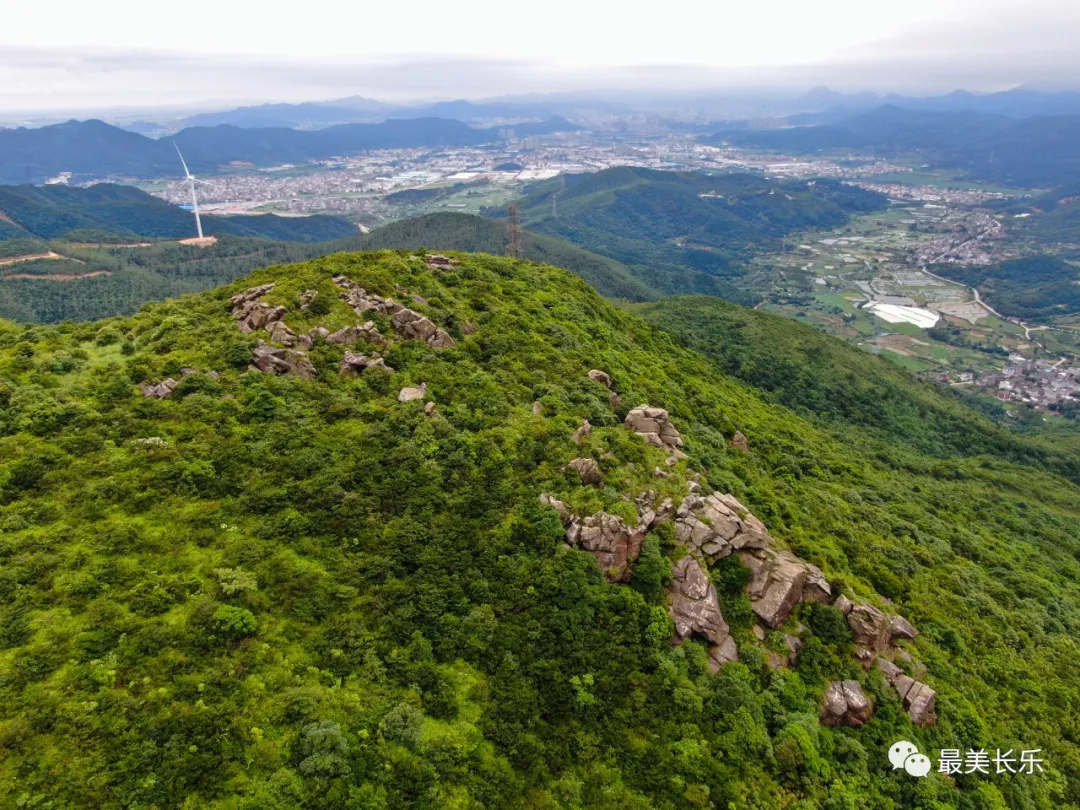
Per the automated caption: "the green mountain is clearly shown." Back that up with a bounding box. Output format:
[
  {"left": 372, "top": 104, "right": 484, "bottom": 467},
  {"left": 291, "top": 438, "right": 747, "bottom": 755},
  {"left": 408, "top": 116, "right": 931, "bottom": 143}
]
[
  {"left": 510, "top": 167, "right": 886, "bottom": 302},
  {"left": 353, "top": 212, "right": 659, "bottom": 301},
  {"left": 2, "top": 250, "right": 1079, "bottom": 809},
  {"left": 0, "top": 184, "right": 358, "bottom": 243},
  {"left": 639, "top": 295, "right": 1048, "bottom": 462},
  {"left": 0, "top": 211, "right": 657, "bottom": 324},
  {"left": 932, "top": 255, "right": 1080, "bottom": 322}
]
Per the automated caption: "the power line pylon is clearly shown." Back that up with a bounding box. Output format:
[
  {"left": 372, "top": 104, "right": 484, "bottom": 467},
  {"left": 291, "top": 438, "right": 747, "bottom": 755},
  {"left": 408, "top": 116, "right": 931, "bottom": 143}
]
[{"left": 507, "top": 203, "right": 524, "bottom": 259}]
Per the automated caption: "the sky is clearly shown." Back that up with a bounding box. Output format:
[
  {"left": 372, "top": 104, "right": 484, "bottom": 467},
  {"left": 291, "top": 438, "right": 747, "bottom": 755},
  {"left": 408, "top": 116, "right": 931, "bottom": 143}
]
[{"left": 2, "top": 0, "right": 1079, "bottom": 114}]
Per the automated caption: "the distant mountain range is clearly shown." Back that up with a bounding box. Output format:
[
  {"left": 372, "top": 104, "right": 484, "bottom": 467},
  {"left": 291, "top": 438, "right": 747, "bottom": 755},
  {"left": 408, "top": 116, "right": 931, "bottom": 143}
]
[
  {"left": 0, "top": 116, "right": 580, "bottom": 184},
  {"left": 713, "top": 105, "right": 1080, "bottom": 187},
  {"left": 178, "top": 97, "right": 589, "bottom": 130},
  {"left": 787, "top": 86, "right": 1080, "bottom": 121}
]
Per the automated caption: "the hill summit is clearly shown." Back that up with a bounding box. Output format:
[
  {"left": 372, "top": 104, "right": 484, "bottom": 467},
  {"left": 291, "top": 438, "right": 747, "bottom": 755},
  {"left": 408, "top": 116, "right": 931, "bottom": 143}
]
[{"left": 1, "top": 250, "right": 1079, "bottom": 808}]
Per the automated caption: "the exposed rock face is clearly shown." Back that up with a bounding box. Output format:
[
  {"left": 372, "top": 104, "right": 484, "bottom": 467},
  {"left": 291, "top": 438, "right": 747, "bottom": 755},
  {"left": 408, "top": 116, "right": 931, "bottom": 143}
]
[
  {"left": 299, "top": 289, "right": 318, "bottom": 309},
  {"left": 391, "top": 308, "right": 456, "bottom": 348},
  {"left": 564, "top": 512, "right": 646, "bottom": 583},
  {"left": 675, "top": 492, "right": 771, "bottom": 561},
  {"left": 425, "top": 254, "right": 458, "bottom": 269},
  {"left": 889, "top": 615, "right": 919, "bottom": 641},
  {"left": 531, "top": 401, "right": 544, "bottom": 416},
  {"left": 266, "top": 320, "right": 299, "bottom": 347},
  {"left": 539, "top": 493, "right": 570, "bottom": 523},
  {"left": 139, "top": 378, "right": 179, "bottom": 398},
  {"left": 847, "top": 604, "right": 919, "bottom": 652},
  {"left": 334, "top": 276, "right": 454, "bottom": 348},
  {"left": 230, "top": 283, "right": 286, "bottom": 334},
  {"left": 424, "top": 401, "right": 438, "bottom": 416},
  {"left": 625, "top": 405, "right": 684, "bottom": 452},
  {"left": 568, "top": 457, "right": 604, "bottom": 486},
  {"left": 821, "top": 680, "right": 874, "bottom": 728},
  {"left": 588, "top": 369, "right": 613, "bottom": 388},
  {"left": 326, "top": 322, "right": 387, "bottom": 347},
  {"left": 340, "top": 353, "right": 391, "bottom": 374},
  {"left": 571, "top": 420, "right": 592, "bottom": 444},
  {"left": 731, "top": 431, "right": 750, "bottom": 453},
  {"left": 847, "top": 604, "right": 892, "bottom": 652},
  {"left": 669, "top": 556, "right": 739, "bottom": 671},
  {"left": 637, "top": 496, "right": 674, "bottom": 532},
  {"left": 250, "top": 341, "right": 316, "bottom": 379},
  {"left": 803, "top": 566, "right": 833, "bottom": 604},
  {"left": 398, "top": 383, "right": 427, "bottom": 402},
  {"left": 740, "top": 549, "right": 811, "bottom": 629},
  {"left": 834, "top": 594, "right": 854, "bottom": 615},
  {"left": 902, "top": 681, "right": 937, "bottom": 726}
]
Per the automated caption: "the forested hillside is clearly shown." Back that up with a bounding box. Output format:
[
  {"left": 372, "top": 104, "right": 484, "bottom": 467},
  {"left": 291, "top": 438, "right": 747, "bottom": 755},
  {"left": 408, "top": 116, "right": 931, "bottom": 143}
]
[
  {"left": 932, "top": 255, "right": 1080, "bottom": 321},
  {"left": 0, "top": 184, "right": 357, "bottom": 243},
  {"left": 511, "top": 167, "right": 885, "bottom": 301},
  {"left": 1, "top": 250, "right": 1079, "bottom": 809},
  {"left": 0, "top": 211, "right": 658, "bottom": 323}
]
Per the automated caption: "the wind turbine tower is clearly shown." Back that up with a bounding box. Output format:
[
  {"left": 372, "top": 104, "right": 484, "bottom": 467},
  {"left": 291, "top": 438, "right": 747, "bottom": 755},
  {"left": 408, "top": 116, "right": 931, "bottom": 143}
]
[{"left": 174, "top": 143, "right": 204, "bottom": 240}]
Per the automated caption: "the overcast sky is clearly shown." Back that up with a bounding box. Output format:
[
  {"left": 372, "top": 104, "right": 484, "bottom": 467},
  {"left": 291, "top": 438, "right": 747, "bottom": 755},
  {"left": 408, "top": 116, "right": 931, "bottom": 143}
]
[{"left": 2, "top": 0, "right": 1079, "bottom": 114}]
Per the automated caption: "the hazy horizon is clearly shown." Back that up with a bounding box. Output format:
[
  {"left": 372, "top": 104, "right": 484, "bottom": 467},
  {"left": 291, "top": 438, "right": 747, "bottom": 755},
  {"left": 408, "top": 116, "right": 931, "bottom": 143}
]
[{"left": 3, "top": 0, "right": 1079, "bottom": 116}]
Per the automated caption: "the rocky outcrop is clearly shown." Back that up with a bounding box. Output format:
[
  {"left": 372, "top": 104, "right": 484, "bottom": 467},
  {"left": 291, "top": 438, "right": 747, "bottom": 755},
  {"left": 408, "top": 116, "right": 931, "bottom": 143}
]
[
  {"left": 571, "top": 420, "right": 592, "bottom": 444},
  {"left": 326, "top": 322, "right": 387, "bottom": 347},
  {"left": 341, "top": 352, "right": 391, "bottom": 374},
  {"left": 847, "top": 603, "right": 918, "bottom": 653},
  {"left": 821, "top": 680, "right": 874, "bottom": 728},
  {"left": 568, "top": 458, "right": 603, "bottom": 486},
  {"left": 230, "top": 284, "right": 284, "bottom": 334},
  {"left": 739, "top": 549, "right": 813, "bottom": 629},
  {"left": 588, "top": 369, "right": 613, "bottom": 388},
  {"left": 625, "top": 405, "right": 684, "bottom": 453},
  {"left": 425, "top": 254, "right": 458, "bottom": 269},
  {"left": 299, "top": 289, "right": 318, "bottom": 309},
  {"left": 266, "top": 320, "right": 299, "bottom": 347},
  {"left": 731, "top": 431, "right": 750, "bottom": 453},
  {"left": 398, "top": 383, "right": 427, "bottom": 403},
  {"left": 391, "top": 307, "right": 456, "bottom": 348},
  {"left": 139, "top": 378, "right": 179, "bottom": 398},
  {"left": 536, "top": 498, "right": 650, "bottom": 583},
  {"left": 674, "top": 492, "right": 770, "bottom": 561},
  {"left": 875, "top": 657, "right": 936, "bottom": 726},
  {"left": 334, "top": 276, "right": 454, "bottom": 348},
  {"left": 669, "top": 556, "right": 738, "bottom": 672},
  {"left": 250, "top": 341, "right": 316, "bottom": 379},
  {"left": 833, "top": 594, "right": 854, "bottom": 615}
]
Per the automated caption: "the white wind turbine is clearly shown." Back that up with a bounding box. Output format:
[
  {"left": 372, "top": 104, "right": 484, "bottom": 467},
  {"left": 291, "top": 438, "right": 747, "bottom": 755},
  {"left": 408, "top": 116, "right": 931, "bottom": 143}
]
[{"left": 174, "top": 143, "right": 204, "bottom": 239}]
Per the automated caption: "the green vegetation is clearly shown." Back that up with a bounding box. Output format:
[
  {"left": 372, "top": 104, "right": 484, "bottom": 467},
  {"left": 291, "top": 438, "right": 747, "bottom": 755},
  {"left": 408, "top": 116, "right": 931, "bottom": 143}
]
[
  {"left": 510, "top": 167, "right": 886, "bottom": 303},
  {"left": 2, "top": 250, "right": 1080, "bottom": 809},
  {"left": 0, "top": 184, "right": 358, "bottom": 243},
  {"left": 354, "top": 212, "right": 659, "bottom": 301},
  {"left": 934, "top": 255, "right": 1080, "bottom": 321},
  {"left": 0, "top": 212, "right": 658, "bottom": 324}
]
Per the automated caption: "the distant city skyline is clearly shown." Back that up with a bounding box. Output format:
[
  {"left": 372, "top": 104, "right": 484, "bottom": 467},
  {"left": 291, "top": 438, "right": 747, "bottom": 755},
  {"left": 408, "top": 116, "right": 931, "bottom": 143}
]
[{"left": 3, "top": 0, "right": 1079, "bottom": 114}]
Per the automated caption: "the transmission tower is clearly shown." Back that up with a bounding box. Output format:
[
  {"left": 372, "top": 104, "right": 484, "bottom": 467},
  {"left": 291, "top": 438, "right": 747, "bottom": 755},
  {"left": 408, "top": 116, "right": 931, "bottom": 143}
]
[{"left": 507, "top": 203, "right": 524, "bottom": 259}]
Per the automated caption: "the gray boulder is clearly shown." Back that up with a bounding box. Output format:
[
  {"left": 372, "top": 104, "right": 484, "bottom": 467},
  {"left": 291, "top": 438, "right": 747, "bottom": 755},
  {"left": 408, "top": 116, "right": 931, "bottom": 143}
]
[
  {"left": 588, "top": 369, "right": 613, "bottom": 388},
  {"left": 847, "top": 604, "right": 892, "bottom": 652},
  {"left": 675, "top": 492, "right": 770, "bottom": 561},
  {"left": 398, "top": 384, "right": 427, "bottom": 403},
  {"left": 625, "top": 405, "right": 684, "bottom": 452},
  {"left": 568, "top": 458, "right": 604, "bottom": 486},
  {"left": 565, "top": 512, "right": 646, "bottom": 583},
  {"left": 250, "top": 341, "right": 315, "bottom": 379},
  {"left": 740, "top": 549, "right": 810, "bottom": 629},
  {"left": 669, "top": 556, "right": 738, "bottom": 672},
  {"left": 821, "top": 680, "right": 874, "bottom": 728}
]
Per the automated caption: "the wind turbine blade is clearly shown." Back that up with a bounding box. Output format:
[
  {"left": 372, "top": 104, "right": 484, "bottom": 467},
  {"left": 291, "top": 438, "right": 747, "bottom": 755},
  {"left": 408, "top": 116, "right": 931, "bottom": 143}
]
[{"left": 173, "top": 142, "right": 193, "bottom": 179}]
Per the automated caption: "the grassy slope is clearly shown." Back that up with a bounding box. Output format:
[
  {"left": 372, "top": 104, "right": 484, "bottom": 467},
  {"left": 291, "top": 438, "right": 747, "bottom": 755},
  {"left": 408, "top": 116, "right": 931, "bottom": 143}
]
[{"left": 0, "top": 251, "right": 1078, "bottom": 809}]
